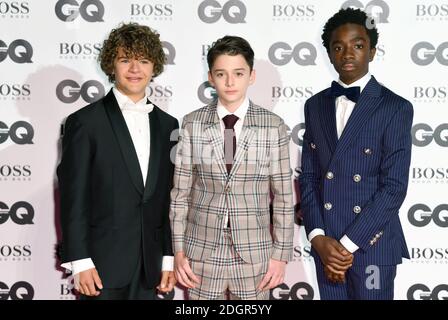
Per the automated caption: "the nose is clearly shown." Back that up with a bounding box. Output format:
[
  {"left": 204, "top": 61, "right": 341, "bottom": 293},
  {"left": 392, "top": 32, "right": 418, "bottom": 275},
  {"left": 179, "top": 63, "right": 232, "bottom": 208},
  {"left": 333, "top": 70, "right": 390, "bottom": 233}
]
[
  {"left": 129, "top": 60, "right": 140, "bottom": 72},
  {"left": 342, "top": 46, "right": 354, "bottom": 60},
  {"left": 225, "top": 74, "right": 234, "bottom": 87}
]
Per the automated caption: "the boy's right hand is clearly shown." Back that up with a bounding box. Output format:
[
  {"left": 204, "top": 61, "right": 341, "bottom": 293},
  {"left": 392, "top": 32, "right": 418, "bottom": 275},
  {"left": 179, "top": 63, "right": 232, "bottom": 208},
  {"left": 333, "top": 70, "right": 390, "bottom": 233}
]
[
  {"left": 174, "top": 251, "right": 200, "bottom": 289},
  {"left": 74, "top": 268, "right": 103, "bottom": 296},
  {"left": 311, "top": 235, "right": 353, "bottom": 271}
]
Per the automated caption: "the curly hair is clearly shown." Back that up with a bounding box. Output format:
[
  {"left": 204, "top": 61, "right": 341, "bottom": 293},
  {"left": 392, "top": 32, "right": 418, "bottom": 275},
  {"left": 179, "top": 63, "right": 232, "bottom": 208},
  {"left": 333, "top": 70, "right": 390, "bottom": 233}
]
[
  {"left": 99, "top": 22, "right": 166, "bottom": 82},
  {"left": 322, "top": 8, "right": 379, "bottom": 53}
]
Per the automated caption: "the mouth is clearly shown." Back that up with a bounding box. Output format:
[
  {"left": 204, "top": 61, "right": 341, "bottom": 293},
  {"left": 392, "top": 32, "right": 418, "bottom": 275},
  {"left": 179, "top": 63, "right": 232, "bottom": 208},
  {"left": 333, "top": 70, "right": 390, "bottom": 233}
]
[
  {"left": 225, "top": 90, "right": 238, "bottom": 95},
  {"left": 341, "top": 63, "right": 356, "bottom": 71},
  {"left": 126, "top": 77, "right": 143, "bottom": 82}
]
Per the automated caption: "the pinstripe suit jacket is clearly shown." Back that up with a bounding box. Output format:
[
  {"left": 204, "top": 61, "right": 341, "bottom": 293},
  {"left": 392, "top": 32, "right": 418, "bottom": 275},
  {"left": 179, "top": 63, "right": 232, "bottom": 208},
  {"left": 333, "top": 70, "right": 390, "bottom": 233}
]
[
  {"left": 299, "top": 76, "right": 413, "bottom": 266},
  {"left": 170, "top": 100, "right": 294, "bottom": 264}
]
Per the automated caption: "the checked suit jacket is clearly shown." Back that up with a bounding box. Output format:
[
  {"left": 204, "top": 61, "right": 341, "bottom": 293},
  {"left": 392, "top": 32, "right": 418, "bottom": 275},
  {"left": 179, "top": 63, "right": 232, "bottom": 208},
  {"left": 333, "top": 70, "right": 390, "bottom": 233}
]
[{"left": 170, "top": 100, "right": 294, "bottom": 264}]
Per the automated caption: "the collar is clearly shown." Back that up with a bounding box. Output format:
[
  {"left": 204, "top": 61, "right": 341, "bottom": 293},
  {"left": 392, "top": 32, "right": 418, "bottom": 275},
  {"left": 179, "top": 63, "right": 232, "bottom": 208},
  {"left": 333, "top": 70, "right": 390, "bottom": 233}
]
[
  {"left": 338, "top": 72, "right": 372, "bottom": 93},
  {"left": 112, "top": 87, "right": 153, "bottom": 113},
  {"left": 216, "top": 97, "right": 250, "bottom": 121}
]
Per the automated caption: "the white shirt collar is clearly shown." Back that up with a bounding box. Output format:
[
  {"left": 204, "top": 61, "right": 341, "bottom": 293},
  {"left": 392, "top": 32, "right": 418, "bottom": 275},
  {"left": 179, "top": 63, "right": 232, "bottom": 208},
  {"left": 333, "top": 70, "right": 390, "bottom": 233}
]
[
  {"left": 112, "top": 87, "right": 152, "bottom": 112},
  {"left": 338, "top": 72, "right": 372, "bottom": 93},
  {"left": 216, "top": 97, "right": 250, "bottom": 121}
]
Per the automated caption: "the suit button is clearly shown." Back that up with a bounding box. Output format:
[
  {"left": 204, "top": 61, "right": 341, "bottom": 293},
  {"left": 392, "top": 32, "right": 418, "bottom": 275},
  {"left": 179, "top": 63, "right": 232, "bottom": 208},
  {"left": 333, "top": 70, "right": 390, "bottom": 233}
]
[
  {"left": 310, "top": 142, "right": 316, "bottom": 150},
  {"left": 326, "top": 171, "right": 334, "bottom": 180},
  {"left": 353, "top": 206, "right": 361, "bottom": 214},
  {"left": 225, "top": 186, "right": 231, "bottom": 193},
  {"left": 353, "top": 174, "right": 361, "bottom": 183},
  {"left": 324, "top": 202, "right": 332, "bottom": 210},
  {"left": 364, "top": 148, "right": 372, "bottom": 155}
]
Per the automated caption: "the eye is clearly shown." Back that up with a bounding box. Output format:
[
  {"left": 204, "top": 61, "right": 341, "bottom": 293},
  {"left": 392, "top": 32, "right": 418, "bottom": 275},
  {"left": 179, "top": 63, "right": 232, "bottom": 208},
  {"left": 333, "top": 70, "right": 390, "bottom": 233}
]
[
  {"left": 355, "top": 44, "right": 364, "bottom": 49},
  {"left": 333, "top": 46, "right": 342, "bottom": 52},
  {"left": 140, "top": 59, "right": 150, "bottom": 64},
  {"left": 120, "top": 58, "right": 129, "bottom": 63},
  {"left": 236, "top": 72, "right": 244, "bottom": 77},
  {"left": 215, "top": 72, "right": 223, "bottom": 77}
]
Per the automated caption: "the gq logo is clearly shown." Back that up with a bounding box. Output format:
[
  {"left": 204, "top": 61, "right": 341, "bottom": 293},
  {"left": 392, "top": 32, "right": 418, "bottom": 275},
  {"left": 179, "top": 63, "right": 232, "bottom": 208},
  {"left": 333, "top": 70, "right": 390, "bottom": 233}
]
[
  {"left": 408, "top": 204, "right": 448, "bottom": 228},
  {"left": 341, "top": 0, "right": 389, "bottom": 23},
  {"left": 0, "top": 201, "right": 34, "bottom": 225},
  {"left": 270, "top": 282, "right": 314, "bottom": 300},
  {"left": 0, "top": 39, "right": 33, "bottom": 63},
  {"left": 0, "top": 121, "right": 34, "bottom": 145},
  {"left": 268, "top": 42, "right": 317, "bottom": 66},
  {"left": 55, "top": 0, "right": 104, "bottom": 22},
  {"left": 197, "top": 81, "right": 217, "bottom": 104},
  {"left": 290, "top": 123, "right": 306, "bottom": 147},
  {"left": 56, "top": 80, "right": 105, "bottom": 104},
  {"left": 0, "top": 282, "right": 34, "bottom": 300},
  {"left": 411, "top": 42, "right": 448, "bottom": 66},
  {"left": 198, "top": 0, "right": 246, "bottom": 24},
  {"left": 412, "top": 123, "right": 448, "bottom": 147},
  {"left": 407, "top": 284, "right": 448, "bottom": 300},
  {"left": 162, "top": 41, "right": 176, "bottom": 65}
]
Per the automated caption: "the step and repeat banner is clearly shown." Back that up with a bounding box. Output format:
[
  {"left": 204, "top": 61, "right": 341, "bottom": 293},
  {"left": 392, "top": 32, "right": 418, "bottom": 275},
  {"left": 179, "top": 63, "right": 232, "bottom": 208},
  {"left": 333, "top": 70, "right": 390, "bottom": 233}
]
[{"left": 1, "top": 0, "right": 447, "bottom": 300}]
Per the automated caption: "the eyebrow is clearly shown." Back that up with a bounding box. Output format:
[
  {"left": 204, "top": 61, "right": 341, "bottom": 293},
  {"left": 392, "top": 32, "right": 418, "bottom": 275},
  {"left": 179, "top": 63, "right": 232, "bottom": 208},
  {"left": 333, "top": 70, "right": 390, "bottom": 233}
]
[
  {"left": 213, "top": 68, "right": 247, "bottom": 72},
  {"left": 331, "top": 37, "right": 367, "bottom": 45}
]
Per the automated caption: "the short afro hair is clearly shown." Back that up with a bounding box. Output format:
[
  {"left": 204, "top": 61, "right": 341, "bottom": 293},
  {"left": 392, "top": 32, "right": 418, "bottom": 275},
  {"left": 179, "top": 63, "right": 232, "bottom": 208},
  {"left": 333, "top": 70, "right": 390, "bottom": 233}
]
[{"left": 321, "top": 8, "right": 379, "bottom": 53}]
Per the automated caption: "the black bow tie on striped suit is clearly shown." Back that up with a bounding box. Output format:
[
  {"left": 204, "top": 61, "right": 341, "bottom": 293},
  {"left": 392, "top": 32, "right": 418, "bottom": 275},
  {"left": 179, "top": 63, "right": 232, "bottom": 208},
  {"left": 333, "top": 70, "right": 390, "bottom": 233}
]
[{"left": 329, "top": 81, "right": 361, "bottom": 103}]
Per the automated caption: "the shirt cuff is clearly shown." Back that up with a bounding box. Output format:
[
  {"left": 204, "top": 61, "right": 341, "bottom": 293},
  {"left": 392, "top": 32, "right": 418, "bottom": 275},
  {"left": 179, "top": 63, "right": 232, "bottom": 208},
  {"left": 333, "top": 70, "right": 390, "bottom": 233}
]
[
  {"left": 340, "top": 235, "right": 359, "bottom": 254},
  {"left": 308, "top": 228, "right": 325, "bottom": 243},
  {"left": 61, "top": 258, "right": 95, "bottom": 275},
  {"left": 162, "top": 256, "right": 174, "bottom": 271}
]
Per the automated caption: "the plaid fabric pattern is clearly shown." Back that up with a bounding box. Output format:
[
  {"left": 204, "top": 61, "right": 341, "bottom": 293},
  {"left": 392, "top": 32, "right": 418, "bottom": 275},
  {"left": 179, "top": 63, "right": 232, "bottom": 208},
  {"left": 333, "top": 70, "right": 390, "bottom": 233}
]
[
  {"left": 188, "top": 228, "right": 269, "bottom": 300},
  {"left": 170, "top": 100, "right": 294, "bottom": 265}
]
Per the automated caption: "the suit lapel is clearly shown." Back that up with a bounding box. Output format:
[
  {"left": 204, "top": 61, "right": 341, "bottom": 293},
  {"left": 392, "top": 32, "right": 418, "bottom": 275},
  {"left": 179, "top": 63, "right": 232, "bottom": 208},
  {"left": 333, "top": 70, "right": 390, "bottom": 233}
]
[
  {"left": 204, "top": 102, "right": 228, "bottom": 177},
  {"left": 229, "top": 102, "right": 257, "bottom": 177},
  {"left": 332, "top": 76, "right": 383, "bottom": 163},
  {"left": 143, "top": 106, "right": 161, "bottom": 201},
  {"left": 103, "top": 90, "right": 144, "bottom": 195},
  {"left": 319, "top": 93, "right": 338, "bottom": 155}
]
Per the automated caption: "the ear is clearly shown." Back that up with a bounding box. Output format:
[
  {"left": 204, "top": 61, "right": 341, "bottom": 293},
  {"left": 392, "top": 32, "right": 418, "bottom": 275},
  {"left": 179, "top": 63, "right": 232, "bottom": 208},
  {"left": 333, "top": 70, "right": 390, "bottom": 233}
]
[
  {"left": 369, "top": 47, "right": 377, "bottom": 62},
  {"left": 249, "top": 69, "right": 256, "bottom": 85},
  {"left": 207, "top": 71, "right": 215, "bottom": 87}
]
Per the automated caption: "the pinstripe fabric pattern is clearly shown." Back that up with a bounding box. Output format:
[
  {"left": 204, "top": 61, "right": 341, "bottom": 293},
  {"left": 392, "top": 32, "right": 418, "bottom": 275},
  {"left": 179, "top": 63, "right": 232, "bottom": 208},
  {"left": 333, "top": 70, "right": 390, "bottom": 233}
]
[
  {"left": 188, "top": 229, "right": 269, "bottom": 300},
  {"left": 300, "top": 76, "right": 413, "bottom": 268},
  {"left": 170, "top": 100, "right": 294, "bottom": 266}
]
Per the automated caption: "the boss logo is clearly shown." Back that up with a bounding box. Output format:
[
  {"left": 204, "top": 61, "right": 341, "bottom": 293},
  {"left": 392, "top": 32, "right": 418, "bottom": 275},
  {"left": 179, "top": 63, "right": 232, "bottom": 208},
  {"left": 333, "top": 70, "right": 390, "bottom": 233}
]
[
  {"left": 0, "top": 1, "right": 29, "bottom": 15},
  {"left": 130, "top": 3, "right": 173, "bottom": 17},
  {"left": 0, "top": 39, "right": 33, "bottom": 63},
  {"left": 0, "top": 83, "right": 30, "bottom": 98},
  {"left": 270, "top": 282, "right": 314, "bottom": 300},
  {"left": 414, "top": 86, "right": 447, "bottom": 100},
  {"left": 0, "top": 165, "right": 31, "bottom": 178},
  {"left": 0, "top": 281, "right": 34, "bottom": 300},
  {"left": 268, "top": 42, "right": 317, "bottom": 66},
  {"left": 147, "top": 85, "right": 173, "bottom": 99},
  {"left": 55, "top": 0, "right": 104, "bottom": 22},
  {"left": 411, "top": 247, "right": 448, "bottom": 260},
  {"left": 408, "top": 204, "right": 448, "bottom": 228},
  {"left": 0, "top": 121, "right": 34, "bottom": 145},
  {"left": 0, "top": 201, "right": 34, "bottom": 225},
  {"left": 416, "top": 4, "right": 448, "bottom": 17},
  {"left": 412, "top": 123, "right": 448, "bottom": 147},
  {"left": 407, "top": 284, "right": 448, "bottom": 300},
  {"left": 56, "top": 79, "right": 104, "bottom": 104},
  {"left": 198, "top": 0, "right": 246, "bottom": 24},
  {"left": 272, "top": 86, "right": 313, "bottom": 100},
  {"left": 293, "top": 245, "right": 312, "bottom": 258},
  {"left": 59, "top": 42, "right": 101, "bottom": 56},
  {"left": 411, "top": 42, "right": 448, "bottom": 66},
  {"left": 272, "top": 4, "right": 315, "bottom": 18},
  {"left": 412, "top": 167, "right": 448, "bottom": 180},
  {"left": 0, "top": 244, "right": 31, "bottom": 258}
]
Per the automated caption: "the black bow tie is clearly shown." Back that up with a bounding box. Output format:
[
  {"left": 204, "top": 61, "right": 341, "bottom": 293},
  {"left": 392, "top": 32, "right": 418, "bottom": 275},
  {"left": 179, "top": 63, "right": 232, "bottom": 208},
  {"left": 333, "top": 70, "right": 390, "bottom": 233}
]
[{"left": 329, "top": 81, "right": 361, "bottom": 103}]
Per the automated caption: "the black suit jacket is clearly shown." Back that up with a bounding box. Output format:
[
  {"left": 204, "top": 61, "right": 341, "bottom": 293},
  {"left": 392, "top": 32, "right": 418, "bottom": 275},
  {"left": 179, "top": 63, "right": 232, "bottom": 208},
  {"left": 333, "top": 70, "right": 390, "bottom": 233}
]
[{"left": 57, "top": 89, "right": 178, "bottom": 288}]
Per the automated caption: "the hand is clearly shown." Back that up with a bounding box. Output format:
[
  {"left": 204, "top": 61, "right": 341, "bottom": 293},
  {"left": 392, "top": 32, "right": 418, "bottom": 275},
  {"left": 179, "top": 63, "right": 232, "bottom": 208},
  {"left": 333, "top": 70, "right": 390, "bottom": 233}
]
[
  {"left": 257, "top": 259, "right": 286, "bottom": 291},
  {"left": 74, "top": 268, "right": 103, "bottom": 296},
  {"left": 324, "top": 264, "right": 346, "bottom": 283},
  {"left": 174, "top": 251, "right": 200, "bottom": 289},
  {"left": 157, "top": 271, "right": 177, "bottom": 294},
  {"left": 311, "top": 235, "right": 353, "bottom": 272}
]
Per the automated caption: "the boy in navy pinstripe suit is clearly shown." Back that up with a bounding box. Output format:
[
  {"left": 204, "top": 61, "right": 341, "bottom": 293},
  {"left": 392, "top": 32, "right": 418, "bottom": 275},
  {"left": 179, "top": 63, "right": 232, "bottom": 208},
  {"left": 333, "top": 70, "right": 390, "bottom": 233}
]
[{"left": 299, "top": 8, "right": 413, "bottom": 299}]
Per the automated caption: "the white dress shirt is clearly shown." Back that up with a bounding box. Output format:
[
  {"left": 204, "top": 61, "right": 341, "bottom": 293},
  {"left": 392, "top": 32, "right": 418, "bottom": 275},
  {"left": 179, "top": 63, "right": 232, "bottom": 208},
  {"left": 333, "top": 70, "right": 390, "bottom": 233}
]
[
  {"left": 61, "top": 87, "right": 173, "bottom": 275},
  {"left": 308, "top": 73, "right": 372, "bottom": 254},
  {"left": 216, "top": 97, "right": 250, "bottom": 227}
]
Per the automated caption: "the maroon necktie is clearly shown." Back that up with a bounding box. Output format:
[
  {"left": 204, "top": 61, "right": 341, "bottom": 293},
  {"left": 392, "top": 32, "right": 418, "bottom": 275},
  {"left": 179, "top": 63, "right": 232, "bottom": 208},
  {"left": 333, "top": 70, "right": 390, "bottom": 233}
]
[{"left": 222, "top": 114, "right": 239, "bottom": 174}]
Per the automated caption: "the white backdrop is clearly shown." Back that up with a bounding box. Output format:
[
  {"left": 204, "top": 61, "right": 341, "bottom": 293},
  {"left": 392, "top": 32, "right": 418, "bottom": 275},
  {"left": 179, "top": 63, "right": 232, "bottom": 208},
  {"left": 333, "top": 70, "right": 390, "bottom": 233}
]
[{"left": 1, "top": 0, "right": 447, "bottom": 300}]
